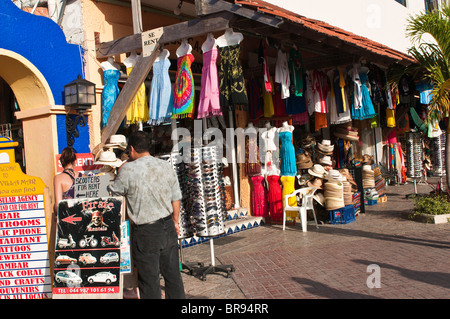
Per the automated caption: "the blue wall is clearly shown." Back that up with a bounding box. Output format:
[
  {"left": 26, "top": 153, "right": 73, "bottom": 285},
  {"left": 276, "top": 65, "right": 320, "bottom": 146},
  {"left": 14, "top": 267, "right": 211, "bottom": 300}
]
[{"left": 0, "top": 0, "right": 89, "bottom": 153}]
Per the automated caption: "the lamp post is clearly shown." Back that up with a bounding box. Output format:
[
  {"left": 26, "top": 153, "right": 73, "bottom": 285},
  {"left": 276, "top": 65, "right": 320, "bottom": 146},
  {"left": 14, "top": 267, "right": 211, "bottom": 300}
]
[{"left": 64, "top": 75, "right": 96, "bottom": 147}]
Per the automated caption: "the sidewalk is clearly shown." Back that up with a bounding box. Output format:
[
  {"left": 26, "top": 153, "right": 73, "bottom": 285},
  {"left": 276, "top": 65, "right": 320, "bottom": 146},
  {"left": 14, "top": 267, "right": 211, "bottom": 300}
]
[{"left": 174, "top": 178, "right": 450, "bottom": 299}]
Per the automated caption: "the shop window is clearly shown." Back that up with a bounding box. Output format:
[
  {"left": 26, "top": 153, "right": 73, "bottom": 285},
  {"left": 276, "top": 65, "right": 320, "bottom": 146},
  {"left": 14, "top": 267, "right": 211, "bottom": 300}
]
[{"left": 395, "top": 0, "right": 407, "bottom": 6}]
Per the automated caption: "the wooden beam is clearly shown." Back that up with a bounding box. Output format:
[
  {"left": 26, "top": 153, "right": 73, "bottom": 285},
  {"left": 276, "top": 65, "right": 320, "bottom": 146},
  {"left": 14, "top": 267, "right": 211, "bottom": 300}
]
[{"left": 96, "top": 11, "right": 233, "bottom": 58}]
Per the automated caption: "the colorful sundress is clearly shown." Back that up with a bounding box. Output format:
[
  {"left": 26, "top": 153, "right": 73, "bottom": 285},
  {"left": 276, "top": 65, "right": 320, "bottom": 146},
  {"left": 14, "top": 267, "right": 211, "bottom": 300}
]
[{"left": 172, "top": 54, "right": 195, "bottom": 119}]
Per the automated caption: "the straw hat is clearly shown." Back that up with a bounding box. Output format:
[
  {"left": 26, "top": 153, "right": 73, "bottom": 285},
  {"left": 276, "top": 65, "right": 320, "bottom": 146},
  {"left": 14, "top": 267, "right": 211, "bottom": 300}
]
[
  {"left": 317, "top": 140, "right": 334, "bottom": 155},
  {"left": 319, "top": 155, "right": 332, "bottom": 166},
  {"left": 307, "top": 177, "right": 324, "bottom": 189},
  {"left": 296, "top": 153, "right": 313, "bottom": 169},
  {"left": 339, "top": 168, "right": 357, "bottom": 189},
  {"left": 308, "top": 164, "right": 328, "bottom": 178},
  {"left": 94, "top": 151, "right": 123, "bottom": 167},
  {"left": 324, "top": 181, "right": 345, "bottom": 210},
  {"left": 326, "top": 170, "right": 345, "bottom": 182},
  {"left": 105, "top": 134, "right": 127, "bottom": 150},
  {"left": 362, "top": 165, "right": 375, "bottom": 188}
]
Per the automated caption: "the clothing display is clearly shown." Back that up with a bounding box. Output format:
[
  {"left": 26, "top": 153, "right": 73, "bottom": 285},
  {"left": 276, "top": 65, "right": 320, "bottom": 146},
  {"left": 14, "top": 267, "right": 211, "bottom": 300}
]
[
  {"left": 267, "top": 174, "right": 283, "bottom": 221},
  {"left": 148, "top": 58, "right": 173, "bottom": 125},
  {"left": 198, "top": 48, "right": 222, "bottom": 118},
  {"left": 101, "top": 69, "right": 120, "bottom": 128},
  {"left": 281, "top": 175, "right": 297, "bottom": 220},
  {"left": 126, "top": 66, "right": 149, "bottom": 125},
  {"left": 275, "top": 49, "right": 290, "bottom": 99},
  {"left": 172, "top": 53, "right": 195, "bottom": 119},
  {"left": 279, "top": 130, "right": 296, "bottom": 176},
  {"left": 218, "top": 44, "right": 248, "bottom": 108},
  {"left": 351, "top": 66, "right": 377, "bottom": 120},
  {"left": 250, "top": 175, "right": 269, "bottom": 217},
  {"left": 288, "top": 48, "right": 304, "bottom": 97}
]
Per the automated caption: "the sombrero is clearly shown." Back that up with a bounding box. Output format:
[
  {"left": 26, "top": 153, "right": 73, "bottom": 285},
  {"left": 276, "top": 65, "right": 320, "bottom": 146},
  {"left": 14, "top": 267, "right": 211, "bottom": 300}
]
[{"left": 94, "top": 151, "right": 123, "bottom": 167}]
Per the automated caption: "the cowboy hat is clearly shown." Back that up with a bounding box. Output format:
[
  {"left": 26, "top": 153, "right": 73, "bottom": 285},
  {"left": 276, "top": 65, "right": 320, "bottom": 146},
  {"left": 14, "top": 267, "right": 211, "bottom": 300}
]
[
  {"left": 94, "top": 151, "right": 123, "bottom": 167},
  {"left": 105, "top": 134, "right": 127, "bottom": 150},
  {"left": 326, "top": 169, "right": 345, "bottom": 182},
  {"left": 296, "top": 153, "right": 313, "bottom": 169},
  {"left": 308, "top": 164, "right": 328, "bottom": 178},
  {"left": 319, "top": 155, "right": 332, "bottom": 166}
]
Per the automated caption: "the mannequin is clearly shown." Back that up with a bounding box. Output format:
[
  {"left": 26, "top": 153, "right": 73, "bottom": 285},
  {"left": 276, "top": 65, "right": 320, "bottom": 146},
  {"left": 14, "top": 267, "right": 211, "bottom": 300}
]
[
  {"left": 216, "top": 28, "right": 243, "bottom": 47},
  {"left": 101, "top": 57, "right": 120, "bottom": 71},
  {"left": 198, "top": 33, "right": 222, "bottom": 119},
  {"left": 172, "top": 39, "right": 195, "bottom": 119},
  {"left": 278, "top": 121, "right": 296, "bottom": 176},
  {"left": 176, "top": 39, "right": 192, "bottom": 57},
  {"left": 277, "top": 121, "right": 294, "bottom": 133},
  {"left": 155, "top": 48, "right": 170, "bottom": 62},
  {"left": 124, "top": 51, "right": 138, "bottom": 68},
  {"left": 124, "top": 51, "right": 148, "bottom": 126},
  {"left": 100, "top": 57, "right": 120, "bottom": 128},
  {"left": 202, "top": 33, "right": 217, "bottom": 53},
  {"left": 149, "top": 48, "right": 173, "bottom": 125}
]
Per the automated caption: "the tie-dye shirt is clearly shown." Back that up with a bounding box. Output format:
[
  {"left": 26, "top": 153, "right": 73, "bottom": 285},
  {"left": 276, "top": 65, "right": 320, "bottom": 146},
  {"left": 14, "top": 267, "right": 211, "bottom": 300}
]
[{"left": 107, "top": 156, "right": 182, "bottom": 225}]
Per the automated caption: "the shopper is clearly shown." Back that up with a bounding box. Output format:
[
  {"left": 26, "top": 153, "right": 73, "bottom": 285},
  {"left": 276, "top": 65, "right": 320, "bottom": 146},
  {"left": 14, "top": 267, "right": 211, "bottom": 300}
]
[
  {"left": 107, "top": 131, "right": 185, "bottom": 299},
  {"left": 53, "top": 147, "right": 83, "bottom": 214}
]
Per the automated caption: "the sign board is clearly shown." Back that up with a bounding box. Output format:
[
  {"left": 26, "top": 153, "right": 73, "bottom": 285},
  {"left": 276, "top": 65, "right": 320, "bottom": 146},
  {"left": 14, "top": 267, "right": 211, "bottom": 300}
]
[
  {"left": 74, "top": 175, "right": 111, "bottom": 199},
  {"left": 0, "top": 162, "right": 51, "bottom": 299},
  {"left": 55, "top": 153, "right": 103, "bottom": 174},
  {"left": 141, "top": 27, "right": 163, "bottom": 57},
  {"left": 52, "top": 197, "right": 124, "bottom": 299}
]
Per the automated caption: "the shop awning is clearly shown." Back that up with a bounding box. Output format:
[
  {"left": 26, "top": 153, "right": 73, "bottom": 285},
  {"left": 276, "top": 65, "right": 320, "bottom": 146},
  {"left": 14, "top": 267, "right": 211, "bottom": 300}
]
[
  {"left": 197, "top": 0, "right": 416, "bottom": 69},
  {"left": 96, "top": 0, "right": 416, "bottom": 143}
]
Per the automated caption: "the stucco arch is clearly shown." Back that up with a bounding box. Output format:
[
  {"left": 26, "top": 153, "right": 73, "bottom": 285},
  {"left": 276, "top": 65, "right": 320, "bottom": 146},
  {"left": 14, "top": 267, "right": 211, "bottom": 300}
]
[{"left": 0, "top": 49, "right": 55, "bottom": 111}]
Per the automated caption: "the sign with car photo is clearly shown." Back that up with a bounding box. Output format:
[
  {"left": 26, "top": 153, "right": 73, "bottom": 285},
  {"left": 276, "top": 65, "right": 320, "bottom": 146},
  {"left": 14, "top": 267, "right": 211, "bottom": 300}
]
[{"left": 52, "top": 197, "right": 124, "bottom": 298}]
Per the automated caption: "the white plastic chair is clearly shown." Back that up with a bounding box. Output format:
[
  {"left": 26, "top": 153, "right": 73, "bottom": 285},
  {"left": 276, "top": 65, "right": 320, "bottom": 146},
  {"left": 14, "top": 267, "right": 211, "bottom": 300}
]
[{"left": 283, "top": 187, "right": 318, "bottom": 232}]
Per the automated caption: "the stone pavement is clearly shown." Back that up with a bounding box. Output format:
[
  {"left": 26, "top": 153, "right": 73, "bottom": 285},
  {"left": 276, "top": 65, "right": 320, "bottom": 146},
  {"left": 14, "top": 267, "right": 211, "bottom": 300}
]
[{"left": 173, "top": 178, "right": 450, "bottom": 299}]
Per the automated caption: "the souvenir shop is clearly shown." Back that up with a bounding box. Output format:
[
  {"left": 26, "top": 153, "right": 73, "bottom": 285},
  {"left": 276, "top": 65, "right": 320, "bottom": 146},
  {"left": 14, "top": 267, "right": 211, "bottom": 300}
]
[{"left": 94, "top": 0, "right": 430, "bottom": 244}]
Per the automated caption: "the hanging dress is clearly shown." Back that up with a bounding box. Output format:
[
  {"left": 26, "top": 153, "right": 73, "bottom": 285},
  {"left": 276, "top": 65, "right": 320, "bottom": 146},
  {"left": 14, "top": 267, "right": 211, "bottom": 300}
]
[
  {"left": 279, "top": 130, "right": 296, "bottom": 176},
  {"left": 218, "top": 44, "right": 248, "bottom": 109},
  {"left": 288, "top": 48, "right": 304, "bottom": 97},
  {"left": 247, "top": 78, "right": 263, "bottom": 120},
  {"left": 148, "top": 58, "right": 173, "bottom": 125},
  {"left": 262, "top": 77, "right": 274, "bottom": 118},
  {"left": 197, "top": 48, "right": 222, "bottom": 118},
  {"left": 267, "top": 174, "right": 283, "bottom": 221},
  {"left": 101, "top": 69, "right": 120, "bottom": 128},
  {"left": 172, "top": 53, "right": 195, "bottom": 119},
  {"left": 250, "top": 175, "right": 269, "bottom": 217},
  {"left": 281, "top": 175, "right": 297, "bottom": 221},
  {"left": 126, "top": 67, "right": 149, "bottom": 125},
  {"left": 351, "top": 67, "right": 377, "bottom": 120},
  {"left": 245, "top": 134, "right": 262, "bottom": 176}
]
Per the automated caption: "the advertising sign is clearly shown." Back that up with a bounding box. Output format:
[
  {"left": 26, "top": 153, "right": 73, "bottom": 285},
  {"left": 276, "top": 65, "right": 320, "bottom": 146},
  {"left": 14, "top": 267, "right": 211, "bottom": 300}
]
[
  {"left": 0, "top": 161, "right": 51, "bottom": 299},
  {"left": 52, "top": 197, "right": 123, "bottom": 298}
]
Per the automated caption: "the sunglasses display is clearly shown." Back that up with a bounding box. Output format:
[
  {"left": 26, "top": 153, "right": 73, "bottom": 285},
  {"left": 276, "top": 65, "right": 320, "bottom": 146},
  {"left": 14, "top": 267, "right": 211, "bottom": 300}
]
[
  {"left": 168, "top": 146, "right": 227, "bottom": 238},
  {"left": 431, "top": 134, "right": 446, "bottom": 177},
  {"left": 405, "top": 132, "right": 423, "bottom": 178}
]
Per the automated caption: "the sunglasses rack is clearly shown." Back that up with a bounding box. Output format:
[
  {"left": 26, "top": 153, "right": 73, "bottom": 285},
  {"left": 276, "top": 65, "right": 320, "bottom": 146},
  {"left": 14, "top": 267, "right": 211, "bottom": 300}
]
[
  {"left": 431, "top": 134, "right": 446, "bottom": 177},
  {"left": 405, "top": 132, "right": 423, "bottom": 179}
]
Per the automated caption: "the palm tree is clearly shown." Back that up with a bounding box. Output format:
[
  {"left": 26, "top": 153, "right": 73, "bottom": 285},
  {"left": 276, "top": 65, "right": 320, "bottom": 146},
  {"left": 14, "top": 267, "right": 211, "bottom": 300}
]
[{"left": 404, "top": 5, "right": 450, "bottom": 191}]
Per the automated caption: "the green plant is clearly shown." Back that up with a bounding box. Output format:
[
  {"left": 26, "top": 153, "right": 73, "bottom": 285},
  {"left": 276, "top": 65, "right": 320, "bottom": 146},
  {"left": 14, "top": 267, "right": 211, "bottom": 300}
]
[{"left": 412, "top": 194, "right": 450, "bottom": 218}]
